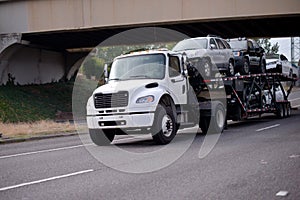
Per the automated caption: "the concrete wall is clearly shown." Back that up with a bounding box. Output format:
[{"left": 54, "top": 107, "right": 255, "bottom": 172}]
[
  {"left": 0, "top": 44, "right": 65, "bottom": 85},
  {"left": 1, "top": 0, "right": 300, "bottom": 34}
]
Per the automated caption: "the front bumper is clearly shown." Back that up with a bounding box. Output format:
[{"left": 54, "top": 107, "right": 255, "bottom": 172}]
[{"left": 87, "top": 112, "right": 155, "bottom": 129}]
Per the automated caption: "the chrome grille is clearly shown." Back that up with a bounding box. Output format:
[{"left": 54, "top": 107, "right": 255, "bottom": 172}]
[{"left": 94, "top": 91, "right": 128, "bottom": 109}]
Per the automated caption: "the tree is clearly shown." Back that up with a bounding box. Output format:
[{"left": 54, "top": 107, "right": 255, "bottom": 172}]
[
  {"left": 82, "top": 57, "right": 105, "bottom": 79},
  {"left": 255, "top": 38, "right": 279, "bottom": 55}
]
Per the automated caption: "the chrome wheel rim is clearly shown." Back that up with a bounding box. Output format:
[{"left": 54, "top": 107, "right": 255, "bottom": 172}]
[{"left": 161, "top": 114, "right": 173, "bottom": 137}]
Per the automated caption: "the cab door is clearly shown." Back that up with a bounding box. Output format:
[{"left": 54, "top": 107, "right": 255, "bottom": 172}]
[{"left": 167, "top": 56, "right": 187, "bottom": 104}]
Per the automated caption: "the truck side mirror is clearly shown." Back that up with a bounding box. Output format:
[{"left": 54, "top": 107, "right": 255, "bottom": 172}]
[{"left": 104, "top": 64, "right": 108, "bottom": 83}]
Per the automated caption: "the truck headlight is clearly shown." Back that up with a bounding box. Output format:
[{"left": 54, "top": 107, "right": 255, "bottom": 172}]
[{"left": 136, "top": 95, "right": 154, "bottom": 103}]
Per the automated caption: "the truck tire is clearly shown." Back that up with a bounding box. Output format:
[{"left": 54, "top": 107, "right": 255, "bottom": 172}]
[
  {"left": 152, "top": 104, "right": 177, "bottom": 144},
  {"left": 285, "top": 103, "right": 291, "bottom": 117},
  {"left": 200, "top": 103, "right": 226, "bottom": 134},
  {"left": 276, "top": 104, "right": 285, "bottom": 118},
  {"left": 89, "top": 129, "right": 116, "bottom": 146},
  {"left": 210, "top": 103, "right": 226, "bottom": 134}
]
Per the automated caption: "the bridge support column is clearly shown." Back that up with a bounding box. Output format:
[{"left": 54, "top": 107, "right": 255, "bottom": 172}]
[
  {"left": 0, "top": 33, "right": 22, "bottom": 54},
  {"left": 0, "top": 43, "right": 66, "bottom": 85}
]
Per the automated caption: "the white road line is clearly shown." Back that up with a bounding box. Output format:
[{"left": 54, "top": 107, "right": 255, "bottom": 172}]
[
  {"left": 290, "top": 97, "right": 300, "bottom": 101},
  {"left": 256, "top": 124, "right": 280, "bottom": 132},
  {"left": 0, "top": 144, "right": 93, "bottom": 159},
  {"left": 292, "top": 104, "right": 300, "bottom": 108},
  {"left": 0, "top": 169, "right": 94, "bottom": 192}
]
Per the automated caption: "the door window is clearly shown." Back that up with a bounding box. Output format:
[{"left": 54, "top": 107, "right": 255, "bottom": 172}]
[
  {"left": 247, "top": 41, "right": 254, "bottom": 50},
  {"left": 216, "top": 39, "right": 225, "bottom": 49},
  {"left": 169, "top": 56, "right": 181, "bottom": 77},
  {"left": 280, "top": 54, "right": 288, "bottom": 61},
  {"left": 222, "top": 40, "right": 231, "bottom": 49},
  {"left": 209, "top": 38, "right": 218, "bottom": 49}
]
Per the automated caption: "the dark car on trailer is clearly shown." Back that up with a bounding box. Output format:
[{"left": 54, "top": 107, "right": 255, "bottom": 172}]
[{"left": 228, "top": 38, "right": 266, "bottom": 75}]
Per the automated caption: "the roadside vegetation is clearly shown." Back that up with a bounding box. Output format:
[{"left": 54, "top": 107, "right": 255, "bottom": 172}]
[
  {"left": 0, "top": 120, "right": 76, "bottom": 139},
  {"left": 0, "top": 82, "right": 73, "bottom": 123},
  {"left": 0, "top": 82, "right": 77, "bottom": 139}
]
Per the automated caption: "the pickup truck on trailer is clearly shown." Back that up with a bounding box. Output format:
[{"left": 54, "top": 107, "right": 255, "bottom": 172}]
[{"left": 86, "top": 49, "right": 295, "bottom": 145}]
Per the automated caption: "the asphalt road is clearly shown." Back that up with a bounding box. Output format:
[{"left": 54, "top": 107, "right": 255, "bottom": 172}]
[{"left": 1, "top": 96, "right": 300, "bottom": 199}]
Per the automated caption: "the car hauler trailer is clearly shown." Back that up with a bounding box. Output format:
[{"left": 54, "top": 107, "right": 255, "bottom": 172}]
[{"left": 200, "top": 73, "right": 296, "bottom": 122}]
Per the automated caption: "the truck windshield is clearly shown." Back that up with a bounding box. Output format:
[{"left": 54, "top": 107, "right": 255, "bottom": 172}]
[{"left": 109, "top": 54, "right": 166, "bottom": 81}]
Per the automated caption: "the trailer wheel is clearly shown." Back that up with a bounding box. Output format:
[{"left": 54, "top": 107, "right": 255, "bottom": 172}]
[
  {"left": 276, "top": 104, "right": 285, "bottom": 118},
  {"left": 200, "top": 103, "right": 226, "bottom": 134},
  {"left": 211, "top": 104, "right": 226, "bottom": 133},
  {"left": 285, "top": 103, "right": 291, "bottom": 117},
  {"left": 89, "top": 129, "right": 116, "bottom": 146},
  {"left": 152, "top": 104, "right": 177, "bottom": 144}
]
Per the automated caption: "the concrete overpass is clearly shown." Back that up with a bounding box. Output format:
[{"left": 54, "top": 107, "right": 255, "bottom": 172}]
[{"left": 0, "top": 0, "right": 300, "bottom": 85}]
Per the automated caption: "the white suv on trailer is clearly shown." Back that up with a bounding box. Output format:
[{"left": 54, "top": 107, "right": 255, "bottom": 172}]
[{"left": 172, "top": 35, "right": 234, "bottom": 77}]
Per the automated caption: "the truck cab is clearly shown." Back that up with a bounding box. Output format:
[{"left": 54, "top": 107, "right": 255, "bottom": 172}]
[{"left": 86, "top": 49, "right": 198, "bottom": 145}]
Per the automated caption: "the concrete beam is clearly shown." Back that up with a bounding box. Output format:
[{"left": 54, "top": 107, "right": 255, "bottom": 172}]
[{"left": 1, "top": 0, "right": 300, "bottom": 34}]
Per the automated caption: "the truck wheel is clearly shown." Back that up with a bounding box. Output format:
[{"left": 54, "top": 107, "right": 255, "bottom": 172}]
[
  {"left": 240, "top": 59, "right": 249, "bottom": 75},
  {"left": 276, "top": 104, "right": 285, "bottom": 118},
  {"left": 200, "top": 103, "right": 225, "bottom": 134},
  {"left": 89, "top": 129, "right": 116, "bottom": 146},
  {"left": 152, "top": 104, "right": 177, "bottom": 144},
  {"left": 210, "top": 104, "right": 226, "bottom": 134}
]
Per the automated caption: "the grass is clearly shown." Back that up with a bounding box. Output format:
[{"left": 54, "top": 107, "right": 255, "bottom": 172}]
[
  {"left": 0, "top": 120, "right": 76, "bottom": 139},
  {"left": 0, "top": 82, "right": 74, "bottom": 123},
  {"left": 0, "top": 77, "right": 98, "bottom": 139}
]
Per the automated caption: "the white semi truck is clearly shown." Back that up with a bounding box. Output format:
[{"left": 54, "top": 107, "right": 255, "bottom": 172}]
[
  {"left": 86, "top": 49, "right": 295, "bottom": 146},
  {"left": 86, "top": 49, "right": 226, "bottom": 145}
]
